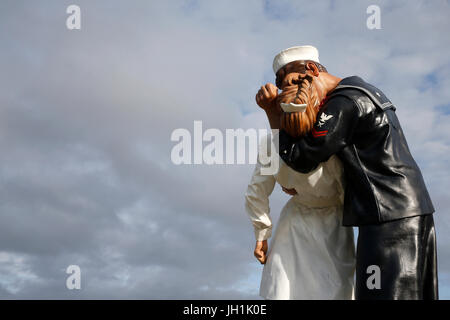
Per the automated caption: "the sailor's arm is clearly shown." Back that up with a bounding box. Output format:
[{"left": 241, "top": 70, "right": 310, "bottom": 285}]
[{"left": 278, "top": 95, "right": 359, "bottom": 173}]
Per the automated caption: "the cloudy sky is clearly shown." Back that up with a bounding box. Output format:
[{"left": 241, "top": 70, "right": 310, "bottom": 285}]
[{"left": 0, "top": 0, "right": 449, "bottom": 299}]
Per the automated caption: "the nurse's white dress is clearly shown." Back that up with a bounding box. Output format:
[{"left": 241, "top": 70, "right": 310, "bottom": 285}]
[{"left": 245, "top": 141, "right": 355, "bottom": 300}]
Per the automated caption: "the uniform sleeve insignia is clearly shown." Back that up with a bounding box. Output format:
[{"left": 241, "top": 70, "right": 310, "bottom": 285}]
[{"left": 318, "top": 113, "right": 333, "bottom": 127}]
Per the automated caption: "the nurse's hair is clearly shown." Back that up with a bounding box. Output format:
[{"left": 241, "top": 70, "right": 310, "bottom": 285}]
[
  {"left": 275, "top": 60, "right": 327, "bottom": 89},
  {"left": 277, "top": 76, "right": 321, "bottom": 138}
]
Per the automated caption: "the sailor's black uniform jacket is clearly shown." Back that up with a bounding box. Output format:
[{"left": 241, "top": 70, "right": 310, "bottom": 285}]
[{"left": 278, "top": 76, "right": 435, "bottom": 226}]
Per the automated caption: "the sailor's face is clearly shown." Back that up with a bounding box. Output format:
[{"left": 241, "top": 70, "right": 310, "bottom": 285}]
[
  {"left": 276, "top": 61, "right": 309, "bottom": 89},
  {"left": 279, "top": 73, "right": 305, "bottom": 93},
  {"left": 276, "top": 62, "right": 315, "bottom": 106},
  {"left": 275, "top": 61, "right": 320, "bottom": 138}
]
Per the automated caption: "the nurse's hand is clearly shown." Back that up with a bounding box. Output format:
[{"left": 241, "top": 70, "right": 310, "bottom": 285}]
[
  {"left": 282, "top": 186, "right": 298, "bottom": 196},
  {"left": 254, "top": 240, "right": 268, "bottom": 264}
]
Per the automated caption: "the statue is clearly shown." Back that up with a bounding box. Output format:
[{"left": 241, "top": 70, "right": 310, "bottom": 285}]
[{"left": 249, "top": 45, "right": 438, "bottom": 300}]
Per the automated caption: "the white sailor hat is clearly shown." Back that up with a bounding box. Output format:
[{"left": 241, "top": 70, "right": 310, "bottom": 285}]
[{"left": 272, "top": 45, "right": 320, "bottom": 74}]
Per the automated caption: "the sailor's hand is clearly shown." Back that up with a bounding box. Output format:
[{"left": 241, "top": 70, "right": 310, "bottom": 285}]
[
  {"left": 256, "top": 83, "right": 279, "bottom": 113},
  {"left": 282, "top": 186, "right": 298, "bottom": 196},
  {"left": 254, "top": 240, "right": 268, "bottom": 264}
]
